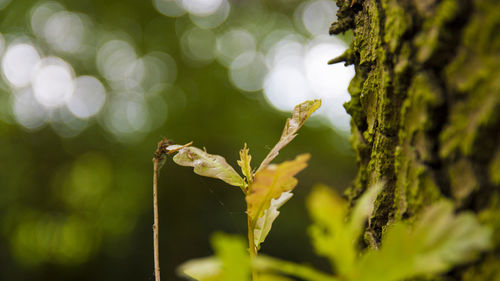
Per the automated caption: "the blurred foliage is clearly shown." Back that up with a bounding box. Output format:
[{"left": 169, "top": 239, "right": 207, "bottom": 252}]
[
  {"left": 179, "top": 185, "right": 492, "bottom": 281},
  {"left": 0, "top": 0, "right": 356, "bottom": 280}
]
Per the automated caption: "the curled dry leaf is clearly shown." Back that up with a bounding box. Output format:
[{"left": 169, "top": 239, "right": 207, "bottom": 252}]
[{"left": 169, "top": 145, "right": 245, "bottom": 187}]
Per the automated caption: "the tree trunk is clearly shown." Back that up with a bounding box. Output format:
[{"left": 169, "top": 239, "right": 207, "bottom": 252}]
[{"left": 331, "top": 0, "right": 500, "bottom": 279}]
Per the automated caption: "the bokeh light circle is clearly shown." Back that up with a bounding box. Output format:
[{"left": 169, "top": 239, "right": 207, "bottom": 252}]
[
  {"left": 230, "top": 51, "right": 268, "bottom": 92},
  {"left": 153, "top": 0, "right": 186, "bottom": 17},
  {"left": 12, "top": 88, "right": 47, "bottom": 130},
  {"left": 181, "top": 0, "right": 223, "bottom": 16},
  {"left": 180, "top": 27, "right": 216, "bottom": 63},
  {"left": 97, "top": 39, "right": 143, "bottom": 89},
  {"left": 50, "top": 106, "right": 88, "bottom": 138},
  {"left": 142, "top": 52, "right": 177, "bottom": 91},
  {"left": 264, "top": 65, "right": 311, "bottom": 111},
  {"left": 216, "top": 28, "right": 256, "bottom": 67},
  {"left": 102, "top": 93, "right": 152, "bottom": 142},
  {"left": 66, "top": 76, "right": 106, "bottom": 119},
  {"left": 30, "top": 1, "right": 65, "bottom": 38},
  {"left": 1, "top": 43, "right": 41, "bottom": 88},
  {"left": 189, "top": 0, "right": 230, "bottom": 29},
  {"left": 32, "top": 57, "right": 75, "bottom": 108},
  {"left": 302, "top": 0, "right": 338, "bottom": 35},
  {"left": 44, "top": 11, "right": 86, "bottom": 53}
]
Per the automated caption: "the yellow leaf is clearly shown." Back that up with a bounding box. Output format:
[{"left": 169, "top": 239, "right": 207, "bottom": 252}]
[
  {"left": 237, "top": 143, "right": 253, "bottom": 183},
  {"left": 247, "top": 154, "right": 310, "bottom": 221}
]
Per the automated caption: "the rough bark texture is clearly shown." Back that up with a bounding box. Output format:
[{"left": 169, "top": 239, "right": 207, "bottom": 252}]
[{"left": 331, "top": 0, "right": 500, "bottom": 279}]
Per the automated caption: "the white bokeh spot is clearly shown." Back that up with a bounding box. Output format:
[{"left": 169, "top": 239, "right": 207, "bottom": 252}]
[
  {"left": 302, "top": 0, "right": 338, "bottom": 35},
  {"left": 32, "top": 57, "right": 75, "bottom": 108},
  {"left": 44, "top": 11, "right": 86, "bottom": 53},
  {"left": 66, "top": 76, "right": 106, "bottom": 119},
  {"left": 153, "top": 0, "right": 186, "bottom": 17},
  {"left": 13, "top": 88, "right": 48, "bottom": 130},
  {"left": 216, "top": 28, "right": 256, "bottom": 67},
  {"left": 230, "top": 51, "right": 268, "bottom": 92},
  {"left": 181, "top": 0, "right": 223, "bottom": 16},
  {"left": 2, "top": 43, "right": 41, "bottom": 88}
]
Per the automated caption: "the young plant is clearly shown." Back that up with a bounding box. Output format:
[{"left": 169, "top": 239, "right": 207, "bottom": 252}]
[{"left": 152, "top": 100, "right": 322, "bottom": 280}]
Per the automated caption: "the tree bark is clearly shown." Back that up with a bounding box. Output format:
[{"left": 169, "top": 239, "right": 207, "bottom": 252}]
[{"left": 331, "top": 0, "right": 500, "bottom": 279}]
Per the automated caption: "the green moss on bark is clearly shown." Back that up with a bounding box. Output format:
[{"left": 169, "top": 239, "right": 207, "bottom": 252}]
[
  {"left": 382, "top": 0, "right": 408, "bottom": 53},
  {"left": 332, "top": 0, "right": 500, "bottom": 278},
  {"left": 414, "top": 0, "right": 459, "bottom": 63},
  {"left": 440, "top": 0, "right": 500, "bottom": 159}
]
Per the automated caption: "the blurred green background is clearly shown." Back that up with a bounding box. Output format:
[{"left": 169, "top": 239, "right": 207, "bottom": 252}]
[{"left": 0, "top": 0, "right": 356, "bottom": 280}]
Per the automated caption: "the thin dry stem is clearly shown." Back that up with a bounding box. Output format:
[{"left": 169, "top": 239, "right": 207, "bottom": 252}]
[
  {"left": 152, "top": 138, "right": 171, "bottom": 281},
  {"left": 153, "top": 158, "right": 161, "bottom": 281}
]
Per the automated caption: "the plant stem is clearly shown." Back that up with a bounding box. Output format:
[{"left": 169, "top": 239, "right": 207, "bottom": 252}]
[
  {"left": 153, "top": 157, "right": 161, "bottom": 281},
  {"left": 247, "top": 217, "right": 258, "bottom": 281},
  {"left": 153, "top": 139, "right": 171, "bottom": 281}
]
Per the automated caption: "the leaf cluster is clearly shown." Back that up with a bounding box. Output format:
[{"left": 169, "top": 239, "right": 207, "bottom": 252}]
[
  {"left": 179, "top": 184, "right": 492, "bottom": 281},
  {"left": 167, "top": 100, "right": 321, "bottom": 252}
]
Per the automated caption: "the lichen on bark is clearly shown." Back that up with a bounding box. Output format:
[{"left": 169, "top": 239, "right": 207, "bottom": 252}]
[{"left": 331, "top": 0, "right": 500, "bottom": 278}]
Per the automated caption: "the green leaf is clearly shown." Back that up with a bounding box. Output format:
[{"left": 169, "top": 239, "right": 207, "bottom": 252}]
[
  {"left": 307, "top": 184, "right": 353, "bottom": 275},
  {"left": 177, "top": 233, "right": 251, "bottom": 281},
  {"left": 237, "top": 143, "right": 253, "bottom": 183},
  {"left": 246, "top": 154, "right": 310, "bottom": 222},
  {"left": 257, "top": 100, "right": 321, "bottom": 172},
  {"left": 254, "top": 191, "right": 293, "bottom": 250},
  {"left": 177, "top": 257, "right": 221, "bottom": 281},
  {"left": 169, "top": 145, "right": 245, "bottom": 187},
  {"left": 347, "top": 182, "right": 383, "bottom": 242},
  {"left": 212, "top": 233, "right": 251, "bottom": 281},
  {"left": 352, "top": 200, "right": 492, "bottom": 281},
  {"left": 307, "top": 183, "right": 383, "bottom": 276}
]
